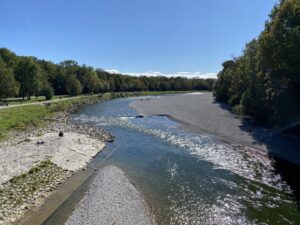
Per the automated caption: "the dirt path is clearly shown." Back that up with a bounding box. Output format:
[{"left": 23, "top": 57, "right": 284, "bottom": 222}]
[{"left": 0, "top": 96, "right": 86, "bottom": 110}]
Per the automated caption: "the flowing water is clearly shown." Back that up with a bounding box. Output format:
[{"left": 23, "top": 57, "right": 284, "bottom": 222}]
[{"left": 68, "top": 96, "right": 300, "bottom": 225}]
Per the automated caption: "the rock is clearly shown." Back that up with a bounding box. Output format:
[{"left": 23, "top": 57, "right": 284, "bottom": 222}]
[{"left": 59, "top": 131, "right": 64, "bottom": 137}]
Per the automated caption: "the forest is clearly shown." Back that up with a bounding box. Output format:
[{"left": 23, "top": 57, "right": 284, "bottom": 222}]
[
  {"left": 0, "top": 48, "right": 215, "bottom": 101},
  {"left": 213, "top": 0, "right": 300, "bottom": 125}
]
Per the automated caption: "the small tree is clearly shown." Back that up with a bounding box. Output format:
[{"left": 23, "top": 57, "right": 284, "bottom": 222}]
[
  {"left": 66, "top": 75, "right": 82, "bottom": 96},
  {"left": 43, "top": 84, "right": 54, "bottom": 100}
]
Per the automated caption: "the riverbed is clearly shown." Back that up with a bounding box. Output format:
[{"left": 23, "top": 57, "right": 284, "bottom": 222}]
[{"left": 46, "top": 95, "right": 300, "bottom": 225}]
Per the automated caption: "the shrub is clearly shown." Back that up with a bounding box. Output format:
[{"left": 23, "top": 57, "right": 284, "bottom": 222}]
[{"left": 43, "top": 85, "right": 54, "bottom": 100}]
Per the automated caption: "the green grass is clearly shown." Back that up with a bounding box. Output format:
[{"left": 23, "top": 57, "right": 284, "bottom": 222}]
[{"left": 0, "top": 105, "right": 53, "bottom": 140}]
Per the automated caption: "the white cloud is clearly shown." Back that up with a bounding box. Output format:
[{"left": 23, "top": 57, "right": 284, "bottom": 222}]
[
  {"left": 105, "top": 69, "right": 217, "bottom": 79},
  {"left": 105, "top": 69, "right": 120, "bottom": 74}
]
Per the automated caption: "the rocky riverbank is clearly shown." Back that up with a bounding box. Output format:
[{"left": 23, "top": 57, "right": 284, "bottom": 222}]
[
  {"left": 0, "top": 103, "right": 113, "bottom": 224},
  {"left": 65, "top": 166, "right": 155, "bottom": 225},
  {"left": 0, "top": 161, "right": 72, "bottom": 224}
]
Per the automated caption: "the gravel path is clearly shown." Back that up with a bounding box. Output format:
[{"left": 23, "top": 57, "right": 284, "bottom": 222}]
[
  {"left": 65, "top": 166, "right": 155, "bottom": 225},
  {"left": 0, "top": 96, "right": 85, "bottom": 110}
]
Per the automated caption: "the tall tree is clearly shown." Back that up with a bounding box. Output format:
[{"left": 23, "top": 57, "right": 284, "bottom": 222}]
[
  {"left": 0, "top": 63, "right": 19, "bottom": 99},
  {"left": 14, "top": 57, "right": 40, "bottom": 100},
  {"left": 214, "top": 0, "right": 300, "bottom": 124},
  {"left": 66, "top": 75, "right": 82, "bottom": 96},
  {"left": 86, "top": 70, "right": 99, "bottom": 93}
]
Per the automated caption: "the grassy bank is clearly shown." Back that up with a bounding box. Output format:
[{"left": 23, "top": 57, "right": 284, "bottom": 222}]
[
  {"left": 0, "top": 91, "right": 196, "bottom": 141},
  {"left": 0, "top": 93, "right": 110, "bottom": 140}
]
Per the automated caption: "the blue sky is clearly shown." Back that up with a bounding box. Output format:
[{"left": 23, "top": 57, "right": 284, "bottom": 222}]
[{"left": 0, "top": 0, "right": 278, "bottom": 78}]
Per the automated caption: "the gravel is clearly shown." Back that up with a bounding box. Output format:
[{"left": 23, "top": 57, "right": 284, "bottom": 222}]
[
  {"left": 0, "top": 132, "right": 105, "bottom": 186},
  {"left": 131, "top": 92, "right": 300, "bottom": 165},
  {"left": 0, "top": 109, "right": 112, "bottom": 223},
  {"left": 65, "top": 166, "right": 155, "bottom": 225},
  {"left": 0, "top": 110, "right": 113, "bottom": 186}
]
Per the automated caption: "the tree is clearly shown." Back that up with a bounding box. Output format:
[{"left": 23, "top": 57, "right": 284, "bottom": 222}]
[
  {"left": 213, "top": 60, "right": 236, "bottom": 102},
  {"left": 42, "top": 84, "right": 54, "bottom": 100},
  {"left": 257, "top": 0, "right": 300, "bottom": 122},
  {"left": 66, "top": 75, "right": 82, "bottom": 96},
  {"left": 0, "top": 48, "right": 18, "bottom": 68},
  {"left": 86, "top": 70, "right": 99, "bottom": 93},
  {"left": 53, "top": 67, "right": 67, "bottom": 95},
  {"left": 213, "top": 0, "right": 300, "bottom": 125},
  {"left": 0, "top": 64, "right": 19, "bottom": 99},
  {"left": 14, "top": 57, "right": 40, "bottom": 100},
  {"left": 0, "top": 47, "right": 215, "bottom": 100}
]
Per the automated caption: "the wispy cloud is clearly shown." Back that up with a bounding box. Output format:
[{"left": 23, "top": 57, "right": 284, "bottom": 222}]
[{"left": 105, "top": 69, "right": 217, "bottom": 79}]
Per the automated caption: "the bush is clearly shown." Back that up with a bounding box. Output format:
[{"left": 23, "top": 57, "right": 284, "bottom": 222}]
[{"left": 43, "top": 85, "right": 54, "bottom": 100}]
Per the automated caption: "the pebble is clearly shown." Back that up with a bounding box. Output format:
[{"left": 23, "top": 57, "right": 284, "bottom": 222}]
[{"left": 0, "top": 98, "right": 113, "bottom": 223}]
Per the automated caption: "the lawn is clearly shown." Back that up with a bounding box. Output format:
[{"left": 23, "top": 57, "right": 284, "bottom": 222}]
[{"left": 0, "top": 105, "right": 53, "bottom": 140}]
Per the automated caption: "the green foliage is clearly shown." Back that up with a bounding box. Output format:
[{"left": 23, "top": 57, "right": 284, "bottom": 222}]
[
  {"left": 14, "top": 57, "right": 40, "bottom": 100},
  {"left": 66, "top": 75, "right": 82, "bottom": 96},
  {"left": 42, "top": 84, "right": 54, "bottom": 100},
  {"left": 0, "top": 63, "right": 19, "bottom": 99},
  {"left": 86, "top": 70, "right": 99, "bottom": 93},
  {"left": 0, "top": 105, "right": 53, "bottom": 140},
  {"left": 214, "top": 0, "right": 300, "bottom": 125},
  {"left": 0, "top": 47, "right": 215, "bottom": 100}
]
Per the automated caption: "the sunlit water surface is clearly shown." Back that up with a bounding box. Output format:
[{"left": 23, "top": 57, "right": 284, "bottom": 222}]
[{"left": 70, "top": 97, "right": 300, "bottom": 225}]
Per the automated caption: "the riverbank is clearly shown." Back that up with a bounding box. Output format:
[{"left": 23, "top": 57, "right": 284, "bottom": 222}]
[
  {"left": 131, "top": 92, "right": 300, "bottom": 165},
  {"left": 0, "top": 93, "right": 118, "bottom": 224},
  {"left": 65, "top": 95, "right": 300, "bottom": 225},
  {"left": 0, "top": 111, "right": 111, "bottom": 224},
  {"left": 65, "top": 166, "right": 155, "bottom": 225},
  {"left": 0, "top": 91, "right": 179, "bottom": 224}
]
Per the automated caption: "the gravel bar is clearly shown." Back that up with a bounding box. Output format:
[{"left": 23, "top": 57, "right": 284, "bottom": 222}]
[{"left": 65, "top": 166, "right": 155, "bottom": 225}]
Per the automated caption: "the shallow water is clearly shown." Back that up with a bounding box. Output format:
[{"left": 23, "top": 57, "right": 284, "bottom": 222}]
[{"left": 69, "top": 97, "right": 300, "bottom": 225}]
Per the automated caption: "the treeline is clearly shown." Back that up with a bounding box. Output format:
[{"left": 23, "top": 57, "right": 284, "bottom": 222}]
[
  {"left": 214, "top": 0, "right": 300, "bottom": 125},
  {"left": 0, "top": 48, "right": 215, "bottom": 100}
]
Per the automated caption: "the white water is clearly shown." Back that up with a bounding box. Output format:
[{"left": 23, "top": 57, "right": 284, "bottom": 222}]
[{"left": 72, "top": 114, "right": 290, "bottom": 193}]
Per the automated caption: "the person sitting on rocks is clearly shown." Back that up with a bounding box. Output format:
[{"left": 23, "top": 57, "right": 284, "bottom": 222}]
[
  {"left": 59, "top": 131, "right": 64, "bottom": 137},
  {"left": 36, "top": 140, "right": 45, "bottom": 145}
]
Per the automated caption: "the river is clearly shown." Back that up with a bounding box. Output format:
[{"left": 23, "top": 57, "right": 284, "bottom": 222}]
[{"left": 47, "top": 96, "right": 300, "bottom": 225}]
